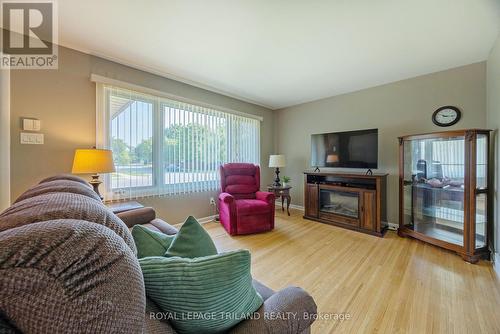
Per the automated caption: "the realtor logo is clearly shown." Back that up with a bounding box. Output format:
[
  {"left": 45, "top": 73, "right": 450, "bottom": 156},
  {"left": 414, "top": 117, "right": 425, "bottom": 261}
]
[{"left": 1, "top": 0, "right": 58, "bottom": 69}]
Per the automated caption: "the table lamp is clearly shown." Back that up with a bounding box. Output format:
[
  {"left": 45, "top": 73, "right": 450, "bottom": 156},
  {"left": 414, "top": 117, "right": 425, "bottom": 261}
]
[
  {"left": 269, "top": 154, "right": 286, "bottom": 187},
  {"left": 72, "top": 148, "right": 116, "bottom": 200},
  {"left": 326, "top": 154, "right": 339, "bottom": 165}
]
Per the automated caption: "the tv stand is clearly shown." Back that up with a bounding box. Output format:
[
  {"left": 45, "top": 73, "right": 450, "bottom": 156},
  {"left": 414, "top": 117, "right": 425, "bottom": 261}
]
[{"left": 304, "top": 171, "right": 388, "bottom": 237}]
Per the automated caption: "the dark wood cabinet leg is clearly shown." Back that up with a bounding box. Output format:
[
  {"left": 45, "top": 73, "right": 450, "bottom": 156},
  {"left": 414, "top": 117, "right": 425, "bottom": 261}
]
[
  {"left": 281, "top": 196, "right": 285, "bottom": 211},
  {"left": 397, "top": 228, "right": 407, "bottom": 238},
  {"left": 460, "top": 253, "right": 479, "bottom": 264}
]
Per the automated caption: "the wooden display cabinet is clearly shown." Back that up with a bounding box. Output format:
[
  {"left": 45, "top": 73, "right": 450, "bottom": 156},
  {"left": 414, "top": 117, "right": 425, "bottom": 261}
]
[{"left": 398, "top": 129, "right": 491, "bottom": 263}]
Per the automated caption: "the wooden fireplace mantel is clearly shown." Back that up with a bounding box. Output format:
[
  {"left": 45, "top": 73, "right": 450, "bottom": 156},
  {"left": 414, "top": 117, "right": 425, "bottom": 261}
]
[{"left": 303, "top": 171, "right": 388, "bottom": 237}]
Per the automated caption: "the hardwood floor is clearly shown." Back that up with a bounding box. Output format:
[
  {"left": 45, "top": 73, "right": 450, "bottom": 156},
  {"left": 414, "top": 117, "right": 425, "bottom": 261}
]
[{"left": 203, "top": 209, "right": 500, "bottom": 334}]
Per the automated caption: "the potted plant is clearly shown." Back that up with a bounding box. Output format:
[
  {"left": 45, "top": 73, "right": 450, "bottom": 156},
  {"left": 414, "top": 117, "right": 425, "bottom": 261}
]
[{"left": 282, "top": 176, "right": 291, "bottom": 187}]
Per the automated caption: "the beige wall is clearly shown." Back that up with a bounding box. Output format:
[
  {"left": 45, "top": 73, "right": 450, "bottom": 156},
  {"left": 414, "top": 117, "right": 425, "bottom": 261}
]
[
  {"left": 487, "top": 34, "right": 500, "bottom": 258},
  {"left": 9, "top": 45, "right": 491, "bottom": 228},
  {"left": 10, "top": 46, "right": 275, "bottom": 223},
  {"left": 276, "top": 62, "right": 487, "bottom": 225},
  {"left": 0, "top": 68, "right": 10, "bottom": 211}
]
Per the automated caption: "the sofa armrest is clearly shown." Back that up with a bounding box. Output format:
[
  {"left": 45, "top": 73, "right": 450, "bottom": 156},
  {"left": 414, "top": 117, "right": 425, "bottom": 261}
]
[
  {"left": 219, "top": 192, "right": 235, "bottom": 204},
  {"left": 116, "top": 207, "right": 156, "bottom": 228},
  {"left": 0, "top": 219, "right": 145, "bottom": 333},
  {"left": 146, "top": 219, "right": 178, "bottom": 235},
  {"left": 231, "top": 286, "right": 317, "bottom": 334},
  {"left": 256, "top": 191, "right": 275, "bottom": 204}
]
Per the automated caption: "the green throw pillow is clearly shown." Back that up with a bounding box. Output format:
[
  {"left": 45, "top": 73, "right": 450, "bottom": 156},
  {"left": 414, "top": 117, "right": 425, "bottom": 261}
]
[
  {"left": 165, "top": 216, "right": 217, "bottom": 258},
  {"left": 139, "top": 250, "right": 263, "bottom": 334},
  {"left": 131, "top": 225, "right": 175, "bottom": 258}
]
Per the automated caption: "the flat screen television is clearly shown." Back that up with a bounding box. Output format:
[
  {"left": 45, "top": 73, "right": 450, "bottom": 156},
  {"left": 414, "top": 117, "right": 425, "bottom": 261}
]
[{"left": 311, "top": 129, "right": 378, "bottom": 169}]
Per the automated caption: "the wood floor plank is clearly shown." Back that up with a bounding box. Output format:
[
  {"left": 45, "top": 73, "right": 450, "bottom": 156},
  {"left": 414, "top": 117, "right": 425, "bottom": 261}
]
[{"left": 204, "top": 209, "right": 500, "bottom": 334}]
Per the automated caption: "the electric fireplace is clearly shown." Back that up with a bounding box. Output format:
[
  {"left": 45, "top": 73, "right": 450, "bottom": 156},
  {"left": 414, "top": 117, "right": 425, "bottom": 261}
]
[
  {"left": 303, "top": 171, "right": 388, "bottom": 237},
  {"left": 320, "top": 189, "right": 359, "bottom": 219}
]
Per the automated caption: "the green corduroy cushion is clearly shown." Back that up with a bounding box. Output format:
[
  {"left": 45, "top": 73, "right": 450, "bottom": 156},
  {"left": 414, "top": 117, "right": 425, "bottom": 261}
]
[
  {"left": 165, "top": 215, "right": 217, "bottom": 258},
  {"left": 139, "top": 250, "right": 263, "bottom": 334},
  {"left": 131, "top": 225, "right": 175, "bottom": 258}
]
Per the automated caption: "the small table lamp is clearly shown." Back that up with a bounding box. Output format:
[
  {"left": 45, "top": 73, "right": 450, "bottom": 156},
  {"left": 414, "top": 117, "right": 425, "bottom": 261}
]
[
  {"left": 326, "top": 154, "right": 339, "bottom": 165},
  {"left": 269, "top": 154, "right": 286, "bottom": 187},
  {"left": 72, "top": 148, "right": 116, "bottom": 200}
]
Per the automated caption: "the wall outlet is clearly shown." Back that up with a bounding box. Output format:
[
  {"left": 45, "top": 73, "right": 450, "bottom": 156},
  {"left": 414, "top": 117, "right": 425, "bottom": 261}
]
[
  {"left": 209, "top": 197, "right": 216, "bottom": 206},
  {"left": 20, "top": 132, "right": 44, "bottom": 144},
  {"left": 387, "top": 222, "right": 398, "bottom": 231}
]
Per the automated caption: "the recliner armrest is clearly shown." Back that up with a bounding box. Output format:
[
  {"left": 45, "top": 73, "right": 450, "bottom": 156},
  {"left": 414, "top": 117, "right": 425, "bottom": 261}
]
[
  {"left": 116, "top": 207, "right": 156, "bottom": 228},
  {"left": 219, "top": 192, "right": 235, "bottom": 204},
  {"left": 256, "top": 191, "right": 275, "bottom": 204},
  {"left": 231, "top": 286, "right": 317, "bottom": 333}
]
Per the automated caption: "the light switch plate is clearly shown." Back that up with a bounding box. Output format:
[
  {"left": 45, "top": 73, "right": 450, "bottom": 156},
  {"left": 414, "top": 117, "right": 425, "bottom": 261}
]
[
  {"left": 20, "top": 132, "right": 44, "bottom": 145},
  {"left": 22, "top": 119, "right": 34, "bottom": 131},
  {"left": 32, "top": 120, "right": 41, "bottom": 131},
  {"left": 22, "top": 118, "right": 41, "bottom": 131}
]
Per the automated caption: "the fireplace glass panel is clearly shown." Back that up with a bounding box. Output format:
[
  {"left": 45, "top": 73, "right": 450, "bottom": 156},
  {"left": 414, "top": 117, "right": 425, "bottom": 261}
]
[{"left": 320, "top": 190, "right": 359, "bottom": 218}]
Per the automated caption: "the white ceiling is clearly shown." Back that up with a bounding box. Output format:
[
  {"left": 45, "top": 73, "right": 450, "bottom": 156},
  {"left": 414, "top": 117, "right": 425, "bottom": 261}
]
[{"left": 55, "top": 1, "right": 500, "bottom": 109}]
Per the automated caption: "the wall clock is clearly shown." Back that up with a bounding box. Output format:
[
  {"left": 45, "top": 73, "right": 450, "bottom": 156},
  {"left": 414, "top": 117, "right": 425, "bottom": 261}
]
[{"left": 432, "top": 106, "right": 461, "bottom": 127}]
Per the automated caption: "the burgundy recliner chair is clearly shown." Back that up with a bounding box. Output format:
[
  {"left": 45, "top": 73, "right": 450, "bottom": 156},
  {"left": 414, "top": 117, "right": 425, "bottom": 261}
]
[{"left": 218, "top": 163, "right": 275, "bottom": 235}]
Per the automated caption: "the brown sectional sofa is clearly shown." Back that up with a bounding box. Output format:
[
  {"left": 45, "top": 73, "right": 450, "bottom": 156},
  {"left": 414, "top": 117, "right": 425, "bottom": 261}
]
[{"left": 0, "top": 175, "right": 317, "bottom": 333}]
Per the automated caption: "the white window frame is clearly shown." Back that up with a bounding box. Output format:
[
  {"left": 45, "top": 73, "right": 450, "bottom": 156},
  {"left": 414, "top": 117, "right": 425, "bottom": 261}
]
[{"left": 94, "top": 75, "right": 261, "bottom": 200}]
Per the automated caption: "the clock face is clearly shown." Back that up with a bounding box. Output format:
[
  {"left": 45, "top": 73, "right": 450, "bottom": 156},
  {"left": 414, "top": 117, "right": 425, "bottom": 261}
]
[{"left": 432, "top": 106, "right": 461, "bottom": 127}]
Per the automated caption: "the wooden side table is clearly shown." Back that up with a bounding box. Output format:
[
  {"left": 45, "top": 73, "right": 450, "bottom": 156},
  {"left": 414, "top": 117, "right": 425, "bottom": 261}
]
[{"left": 267, "top": 185, "right": 292, "bottom": 216}]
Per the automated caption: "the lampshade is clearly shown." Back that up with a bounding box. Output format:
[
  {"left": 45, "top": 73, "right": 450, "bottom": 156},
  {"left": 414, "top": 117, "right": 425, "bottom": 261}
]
[
  {"left": 326, "top": 154, "right": 339, "bottom": 163},
  {"left": 72, "top": 149, "right": 116, "bottom": 174},
  {"left": 269, "top": 155, "right": 286, "bottom": 168}
]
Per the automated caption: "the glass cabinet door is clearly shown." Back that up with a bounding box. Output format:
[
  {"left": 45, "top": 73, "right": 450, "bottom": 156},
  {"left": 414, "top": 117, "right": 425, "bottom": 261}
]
[
  {"left": 402, "top": 136, "right": 465, "bottom": 246},
  {"left": 475, "top": 134, "right": 488, "bottom": 249}
]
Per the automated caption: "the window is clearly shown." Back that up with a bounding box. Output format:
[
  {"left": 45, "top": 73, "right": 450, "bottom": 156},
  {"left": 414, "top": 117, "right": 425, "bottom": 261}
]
[{"left": 97, "top": 84, "right": 260, "bottom": 200}]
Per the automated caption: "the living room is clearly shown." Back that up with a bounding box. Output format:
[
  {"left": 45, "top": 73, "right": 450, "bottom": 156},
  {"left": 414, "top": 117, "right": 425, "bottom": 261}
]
[{"left": 1, "top": 1, "right": 500, "bottom": 333}]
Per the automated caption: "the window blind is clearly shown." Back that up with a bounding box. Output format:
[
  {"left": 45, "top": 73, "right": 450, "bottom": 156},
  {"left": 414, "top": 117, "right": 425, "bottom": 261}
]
[{"left": 98, "top": 85, "right": 260, "bottom": 201}]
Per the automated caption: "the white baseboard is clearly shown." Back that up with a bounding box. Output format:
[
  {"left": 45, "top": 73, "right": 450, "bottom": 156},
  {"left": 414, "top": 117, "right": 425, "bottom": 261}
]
[
  {"left": 197, "top": 215, "right": 218, "bottom": 224},
  {"left": 289, "top": 204, "right": 304, "bottom": 211},
  {"left": 274, "top": 200, "right": 304, "bottom": 211},
  {"left": 198, "top": 202, "right": 305, "bottom": 225},
  {"left": 493, "top": 252, "right": 500, "bottom": 278}
]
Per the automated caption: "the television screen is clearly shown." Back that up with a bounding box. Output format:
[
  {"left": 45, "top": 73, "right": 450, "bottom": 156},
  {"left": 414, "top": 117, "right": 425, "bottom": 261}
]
[{"left": 311, "top": 129, "right": 378, "bottom": 168}]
